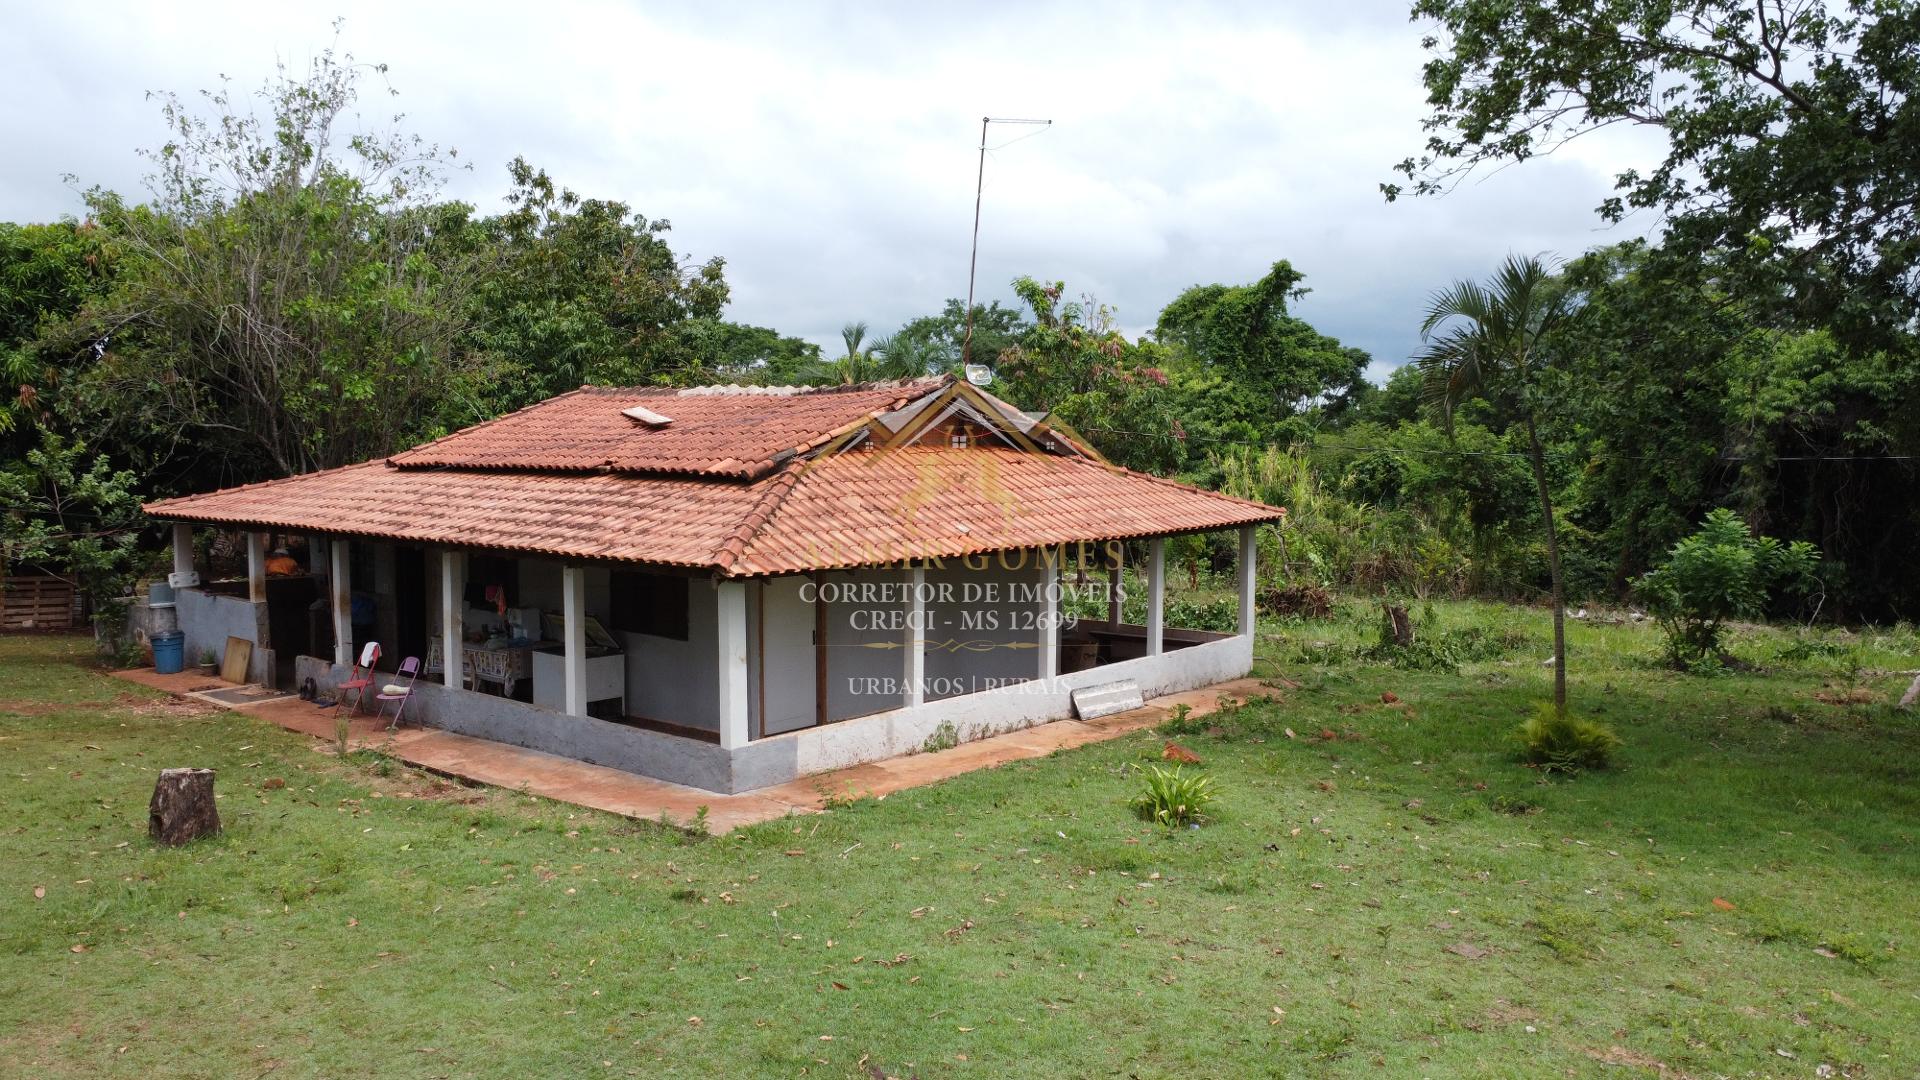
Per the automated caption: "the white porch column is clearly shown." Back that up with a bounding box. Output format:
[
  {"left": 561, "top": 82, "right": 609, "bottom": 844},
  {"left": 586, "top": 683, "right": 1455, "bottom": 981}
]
[
  {"left": 171, "top": 523, "right": 195, "bottom": 582},
  {"left": 715, "top": 580, "right": 750, "bottom": 749},
  {"left": 246, "top": 531, "right": 267, "bottom": 602},
  {"left": 329, "top": 539, "right": 352, "bottom": 667},
  {"left": 1146, "top": 537, "right": 1166, "bottom": 656},
  {"left": 1107, "top": 554, "right": 1123, "bottom": 625},
  {"left": 904, "top": 566, "right": 926, "bottom": 707},
  {"left": 1237, "top": 525, "right": 1258, "bottom": 637},
  {"left": 562, "top": 565, "right": 587, "bottom": 716},
  {"left": 1038, "top": 554, "right": 1060, "bottom": 680},
  {"left": 439, "top": 549, "right": 464, "bottom": 689}
]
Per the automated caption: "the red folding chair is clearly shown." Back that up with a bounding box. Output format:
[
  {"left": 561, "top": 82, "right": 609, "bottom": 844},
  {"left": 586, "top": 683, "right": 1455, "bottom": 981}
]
[{"left": 334, "top": 641, "right": 382, "bottom": 718}]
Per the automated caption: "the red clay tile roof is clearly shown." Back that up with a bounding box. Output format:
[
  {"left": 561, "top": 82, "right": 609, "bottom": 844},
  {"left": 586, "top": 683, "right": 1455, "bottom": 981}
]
[
  {"left": 730, "top": 447, "right": 1281, "bottom": 575},
  {"left": 388, "top": 378, "right": 947, "bottom": 479},
  {"left": 145, "top": 379, "right": 1285, "bottom": 574},
  {"left": 144, "top": 460, "right": 777, "bottom": 568},
  {"left": 144, "top": 444, "right": 1283, "bottom": 576}
]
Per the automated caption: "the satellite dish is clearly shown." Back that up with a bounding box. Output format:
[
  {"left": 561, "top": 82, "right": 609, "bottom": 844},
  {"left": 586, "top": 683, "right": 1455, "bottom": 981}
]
[{"left": 964, "top": 364, "right": 993, "bottom": 386}]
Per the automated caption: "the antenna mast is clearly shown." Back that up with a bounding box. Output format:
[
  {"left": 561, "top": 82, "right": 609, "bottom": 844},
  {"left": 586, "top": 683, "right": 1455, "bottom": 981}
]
[{"left": 962, "top": 116, "right": 1050, "bottom": 370}]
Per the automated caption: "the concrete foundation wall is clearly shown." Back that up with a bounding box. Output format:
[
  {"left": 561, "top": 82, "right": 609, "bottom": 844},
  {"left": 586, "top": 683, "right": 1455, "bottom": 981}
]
[
  {"left": 293, "top": 628, "right": 1252, "bottom": 795},
  {"left": 735, "top": 631, "right": 1254, "bottom": 787},
  {"left": 175, "top": 586, "right": 273, "bottom": 684},
  {"left": 296, "top": 654, "right": 735, "bottom": 791}
]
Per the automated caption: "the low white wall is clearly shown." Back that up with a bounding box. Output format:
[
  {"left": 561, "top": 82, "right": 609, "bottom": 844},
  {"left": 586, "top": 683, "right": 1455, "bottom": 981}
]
[{"left": 739, "top": 631, "right": 1254, "bottom": 784}]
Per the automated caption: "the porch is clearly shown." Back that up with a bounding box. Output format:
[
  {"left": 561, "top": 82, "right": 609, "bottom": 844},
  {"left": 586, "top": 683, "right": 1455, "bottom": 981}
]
[{"left": 159, "top": 522, "right": 1263, "bottom": 794}]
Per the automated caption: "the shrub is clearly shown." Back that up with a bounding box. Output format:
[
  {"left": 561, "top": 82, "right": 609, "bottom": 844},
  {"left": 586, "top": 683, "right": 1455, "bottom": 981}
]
[
  {"left": 1260, "top": 583, "right": 1333, "bottom": 619},
  {"left": 1516, "top": 705, "right": 1621, "bottom": 773},
  {"left": 1132, "top": 765, "right": 1217, "bottom": 827},
  {"left": 1636, "top": 509, "right": 1820, "bottom": 668}
]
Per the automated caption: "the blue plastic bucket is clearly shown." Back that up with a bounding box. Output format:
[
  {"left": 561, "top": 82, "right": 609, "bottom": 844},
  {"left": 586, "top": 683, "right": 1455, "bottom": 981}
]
[{"left": 152, "top": 632, "right": 185, "bottom": 675}]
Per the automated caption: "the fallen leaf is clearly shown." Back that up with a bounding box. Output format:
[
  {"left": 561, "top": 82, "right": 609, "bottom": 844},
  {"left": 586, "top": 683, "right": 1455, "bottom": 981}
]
[
  {"left": 1445, "top": 942, "right": 1488, "bottom": 959},
  {"left": 1711, "top": 897, "right": 1736, "bottom": 911},
  {"left": 1813, "top": 946, "right": 1839, "bottom": 959},
  {"left": 784, "top": 850, "right": 806, "bottom": 857},
  {"left": 33, "top": 886, "right": 45, "bottom": 900},
  {"left": 1161, "top": 741, "right": 1202, "bottom": 765},
  {"left": 1283, "top": 728, "right": 1296, "bottom": 739},
  {"left": 70, "top": 943, "right": 89, "bottom": 953},
  {"left": 1381, "top": 692, "right": 1399, "bottom": 704}
]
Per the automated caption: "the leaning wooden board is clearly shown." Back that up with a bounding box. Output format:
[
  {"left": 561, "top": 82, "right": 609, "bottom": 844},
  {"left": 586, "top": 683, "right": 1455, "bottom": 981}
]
[{"left": 220, "top": 636, "right": 253, "bottom": 684}]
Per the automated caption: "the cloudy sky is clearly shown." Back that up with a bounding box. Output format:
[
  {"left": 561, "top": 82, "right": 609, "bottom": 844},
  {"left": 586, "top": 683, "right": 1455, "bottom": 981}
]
[{"left": 0, "top": 1, "right": 1662, "bottom": 380}]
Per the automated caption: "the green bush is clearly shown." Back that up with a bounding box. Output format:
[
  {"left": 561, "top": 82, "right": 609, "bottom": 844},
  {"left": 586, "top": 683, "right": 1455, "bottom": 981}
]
[
  {"left": 1636, "top": 509, "right": 1820, "bottom": 667},
  {"left": 1516, "top": 705, "right": 1622, "bottom": 773},
  {"left": 1132, "top": 765, "right": 1217, "bottom": 827}
]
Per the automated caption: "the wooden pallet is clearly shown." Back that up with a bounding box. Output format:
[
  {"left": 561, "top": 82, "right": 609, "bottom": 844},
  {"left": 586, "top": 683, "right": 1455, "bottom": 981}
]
[{"left": 1, "top": 575, "right": 77, "bottom": 630}]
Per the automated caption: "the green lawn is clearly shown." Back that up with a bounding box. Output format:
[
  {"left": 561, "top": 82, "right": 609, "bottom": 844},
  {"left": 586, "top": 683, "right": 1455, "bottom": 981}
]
[{"left": 2, "top": 602, "right": 1917, "bottom": 1078}]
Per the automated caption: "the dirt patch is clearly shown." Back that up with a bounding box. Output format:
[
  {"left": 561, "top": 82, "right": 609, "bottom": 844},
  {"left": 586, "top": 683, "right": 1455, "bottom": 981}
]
[
  {"left": 1485, "top": 999, "right": 1538, "bottom": 1025},
  {"left": 114, "top": 692, "right": 218, "bottom": 719},
  {"left": 0, "top": 700, "right": 82, "bottom": 717},
  {"left": 393, "top": 777, "right": 487, "bottom": 804},
  {"left": 1814, "top": 686, "right": 1879, "bottom": 706},
  {"left": 1583, "top": 1045, "right": 1696, "bottom": 1079}
]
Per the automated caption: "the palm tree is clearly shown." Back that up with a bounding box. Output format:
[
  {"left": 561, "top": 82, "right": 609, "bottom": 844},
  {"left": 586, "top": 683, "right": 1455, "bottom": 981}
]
[{"left": 1416, "top": 254, "right": 1575, "bottom": 714}]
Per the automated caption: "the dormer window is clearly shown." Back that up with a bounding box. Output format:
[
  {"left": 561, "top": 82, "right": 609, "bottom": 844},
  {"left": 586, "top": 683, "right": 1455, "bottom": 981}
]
[{"left": 949, "top": 429, "right": 971, "bottom": 449}]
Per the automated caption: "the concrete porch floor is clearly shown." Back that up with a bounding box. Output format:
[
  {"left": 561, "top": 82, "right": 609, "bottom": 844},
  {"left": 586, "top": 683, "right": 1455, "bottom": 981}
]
[{"left": 110, "top": 667, "right": 1284, "bottom": 833}]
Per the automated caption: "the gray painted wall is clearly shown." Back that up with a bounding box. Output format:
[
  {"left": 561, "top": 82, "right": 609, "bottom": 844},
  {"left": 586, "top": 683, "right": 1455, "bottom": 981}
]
[{"left": 173, "top": 586, "right": 273, "bottom": 684}]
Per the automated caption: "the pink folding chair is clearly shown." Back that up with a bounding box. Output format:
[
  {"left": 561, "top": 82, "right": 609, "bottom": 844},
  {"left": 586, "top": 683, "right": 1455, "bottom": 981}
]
[{"left": 376, "top": 656, "right": 422, "bottom": 730}]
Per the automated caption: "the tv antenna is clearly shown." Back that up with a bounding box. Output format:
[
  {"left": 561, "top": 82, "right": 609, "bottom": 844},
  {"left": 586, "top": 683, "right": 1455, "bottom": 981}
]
[{"left": 962, "top": 116, "right": 1051, "bottom": 373}]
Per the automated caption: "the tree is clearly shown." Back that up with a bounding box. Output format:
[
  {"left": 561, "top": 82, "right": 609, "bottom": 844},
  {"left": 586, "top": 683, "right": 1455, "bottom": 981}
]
[
  {"left": 675, "top": 319, "right": 822, "bottom": 384},
  {"left": 997, "top": 277, "right": 1184, "bottom": 474},
  {"left": 463, "top": 157, "right": 729, "bottom": 409},
  {"left": 0, "top": 431, "right": 149, "bottom": 651},
  {"left": 889, "top": 299, "right": 1030, "bottom": 373},
  {"left": 1416, "top": 254, "right": 1577, "bottom": 711},
  {"left": 58, "top": 41, "right": 485, "bottom": 484},
  {"left": 824, "top": 321, "right": 933, "bottom": 385},
  {"left": 1390, "top": 0, "right": 1920, "bottom": 346},
  {"left": 0, "top": 220, "right": 118, "bottom": 443},
  {"left": 1155, "top": 260, "right": 1371, "bottom": 421}
]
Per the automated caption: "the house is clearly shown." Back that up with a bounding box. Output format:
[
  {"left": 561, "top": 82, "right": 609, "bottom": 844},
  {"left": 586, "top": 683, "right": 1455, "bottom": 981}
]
[{"left": 142, "top": 376, "right": 1284, "bottom": 793}]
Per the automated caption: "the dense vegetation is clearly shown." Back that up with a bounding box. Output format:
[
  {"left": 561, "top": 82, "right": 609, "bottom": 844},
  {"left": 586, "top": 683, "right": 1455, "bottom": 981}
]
[{"left": 4, "top": 4, "right": 1919, "bottom": 625}]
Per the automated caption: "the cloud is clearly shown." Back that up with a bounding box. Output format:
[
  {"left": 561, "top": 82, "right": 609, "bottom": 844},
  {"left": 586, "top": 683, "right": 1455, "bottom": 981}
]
[{"left": 0, "top": 0, "right": 1664, "bottom": 378}]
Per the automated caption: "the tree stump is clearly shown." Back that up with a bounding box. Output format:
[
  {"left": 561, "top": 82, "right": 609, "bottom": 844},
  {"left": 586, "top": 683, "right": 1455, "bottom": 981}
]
[
  {"left": 149, "top": 768, "right": 220, "bottom": 846},
  {"left": 1383, "top": 603, "right": 1414, "bottom": 648}
]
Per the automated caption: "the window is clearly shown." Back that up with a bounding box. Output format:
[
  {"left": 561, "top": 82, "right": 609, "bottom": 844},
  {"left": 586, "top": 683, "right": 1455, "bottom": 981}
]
[{"left": 610, "top": 570, "right": 690, "bottom": 640}]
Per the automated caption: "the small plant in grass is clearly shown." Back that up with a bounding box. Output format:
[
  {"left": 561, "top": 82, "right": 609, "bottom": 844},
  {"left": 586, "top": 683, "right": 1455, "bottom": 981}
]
[
  {"left": 920, "top": 719, "right": 959, "bottom": 753},
  {"left": 1159, "top": 702, "right": 1205, "bottom": 737},
  {"left": 1516, "top": 703, "right": 1621, "bottom": 773},
  {"left": 1636, "top": 509, "right": 1820, "bottom": 669},
  {"left": 333, "top": 712, "right": 351, "bottom": 756},
  {"left": 1132, "top": 765, "right": 1217, "bottom": 827}
]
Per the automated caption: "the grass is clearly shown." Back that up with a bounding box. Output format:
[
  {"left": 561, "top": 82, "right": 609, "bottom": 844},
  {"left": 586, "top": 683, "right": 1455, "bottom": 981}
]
[{"left": 2, "top": 599, "right": 1918, "bottom": 1078}]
